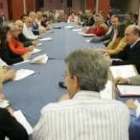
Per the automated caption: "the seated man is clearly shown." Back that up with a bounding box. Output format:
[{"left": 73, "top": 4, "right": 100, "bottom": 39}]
[
  {"left": 23, "top": 17, "right": 38, "bottom": 40},
  {"left": 98, "top": 25, "right": 140, "bottom": 74},
  {"left": 32, "top": 49, "right": 129, "bottom": 140},
  {"left": 15, "top": 20, "right": 39, "bottom": 47}
]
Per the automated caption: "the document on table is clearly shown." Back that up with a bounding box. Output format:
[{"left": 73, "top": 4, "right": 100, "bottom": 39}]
[
  {"left": 37, "top": 43, "right": 42, "bottom": 46},
  {"left": 0, "top": 100, "right": 9, "bottom": 108},
  {"left": 110, "top": 65, "right": 137, "bottom": 79},
  {"left": 30, "top": 54, "right": 48, "bottom": 64},
  {"left": 78, "top": 32, "right": 96, "bottom": 37},
  {"left": 14, "top": 69, "right": 35, "bottom": 81},
  {"left": 39, "top": 37, "right": 52, "bottom": 41},
  {"left": 117, "top": 85, "right": 140, "bottom": 96},
  {"left": 13, "top": 110, "right": 33, "bottom": 135},
  {"left": 65, "top": 26, "right": 74, "bottom": 29},
  {"left": 72, "top": 28, "right": 82, "bottom": 32},
  {"left": 30, "top": 48, "right": 42, "bottom": 55},
  {"left": 13, "top": 60, "right": 30, "bottom": 66},
  {"left": 100, "top": 80, "right": 113, "bottom": 100}
]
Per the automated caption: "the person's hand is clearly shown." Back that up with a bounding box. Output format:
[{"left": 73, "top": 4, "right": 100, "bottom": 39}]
[
  {"left": 7, "top": 70, "right": 15, "bottom": 80},
  {"left": 28, "top": 45, "right": 35, "bottom": 52},
  {"left": 32, "top": 40, "right": 39, "bottom": 46},
  {"left": 40, "top": 27, "right": 46, "bottom": 34},
  {"left": 115, "top": 77, "right": 130, "bottom": 85},
  {"left": 22, "top": 53, "right": 30, "bottom": 61},
  {"left": 126, "top": 100, "right": 137, "bottom": 110}
]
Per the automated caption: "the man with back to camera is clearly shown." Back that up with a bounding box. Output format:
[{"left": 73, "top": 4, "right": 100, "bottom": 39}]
[{"left": 32, "top": 49, "right": 129, "bottom": 140}]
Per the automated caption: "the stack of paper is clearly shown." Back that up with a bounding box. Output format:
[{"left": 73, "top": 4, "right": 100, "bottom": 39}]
[
  {"left": 39, "top": 37, "right": 52, "bottom": 41},
  {"left": 110, "top": 65, "right": 137, "bottom": 79},
  {"left": 117, "top": 85, "right": 140, "bottom": 96},
  {"left": 14, "top": 69, "right": 35, "bottom": 81},
  {"left": 13, "top": 60, "right": 30, "bottom": 66},
  {"left": 30, "top": 48, "right": 42, "bottom": 55},
  {"left": 0, "top": 100, "right": 9, "bottom": 108},
  {"left": 78, "top": 32, "right": 96, "bottom": 37},
  {"left": 30, "top": 54, "right": 48, "bottom": 64},
  {"left": 14, "top": 110, "right": 33, "bottom": 135}
]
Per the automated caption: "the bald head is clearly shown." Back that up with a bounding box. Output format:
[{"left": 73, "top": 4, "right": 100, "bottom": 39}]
[
  {"left": 25, "top": 17, "right": 33, "bottom": 27},
  {"left": 125, "top": 25, "right": 140, "bottom": 45}
]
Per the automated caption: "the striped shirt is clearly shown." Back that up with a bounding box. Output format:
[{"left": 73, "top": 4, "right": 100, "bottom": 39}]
[{"left": 32, "top": 91, "right": 130, "bottom": 140}]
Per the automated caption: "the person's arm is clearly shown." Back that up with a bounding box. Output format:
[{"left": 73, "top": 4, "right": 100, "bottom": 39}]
[
  {"left": 0, "top": 108, "right": 29, "bottom": 140},
  {"left": 129, "top": 75, "right": 140, "bottom": 85},
  {"left": 8, "top": 40, "right": 29, "bottom": 55},
  {"left": 107, "top": 38, "right": 127, "bottom": 55}
]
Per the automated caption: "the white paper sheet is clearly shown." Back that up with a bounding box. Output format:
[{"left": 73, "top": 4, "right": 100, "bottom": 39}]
[
  {"left": 37, "top": 43, "right": 42, "bottom": 46},
  {"left": 78, "top": 32, "right": 96, "bottom": 37},
  {"left": 30, "top": 54, "right": 48, "bottom": 64},
  {"left": 110, "top": 65, "right": 137, "bottom": 79},
  {"left": 14, "top": 69, "right": 35, "bottom": 81},
  {"left": 30, "top": 48, "right": 42, "bottom": 55},
  {"left": 13, "top": 60, "right": 30, "bottom": 66},
  {"left": 39, "top": 37, "right": 52, "bottom": 41},
  {"left": 117, "top": 85, "right": 140, "bottom": 96},
  {"left": 100, "top": 81, "right": 113, "bottom": 100},
  {"left": 0, "top": 100, "right": 9, "bottom": 108},
  {"left": 13, "top": 110, "right": 33, "bottom": 135},
  {"left": 65, "top": 26, "right": 74, "bottom": 29},
  {"left": 72, "top": 28, "right": 82, "bottom": 32}
]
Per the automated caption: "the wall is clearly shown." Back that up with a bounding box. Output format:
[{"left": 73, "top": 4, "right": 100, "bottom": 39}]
[
  {"left": 0, "top": 0, "right": 9, "bottom": 19},
  {"left": 99, "top": 0, "right": 110, "bottom": 15}
]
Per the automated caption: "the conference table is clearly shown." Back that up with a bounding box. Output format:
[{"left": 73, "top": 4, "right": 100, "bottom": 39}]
[{"left": 4, "top": 23, "right": 105, "bottom": 127}]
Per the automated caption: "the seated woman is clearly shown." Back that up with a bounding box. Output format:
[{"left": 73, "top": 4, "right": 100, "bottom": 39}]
[
  {"left": 0, "top": 70, "right": 29, "bottom": 140},
  {"left": 85, "top": 14, "right": 108, "bottom": 36},
  {"left": 67, "top": 11, "right": 78, "bottom": 23},
  {"left": 106, "top": 24, "right": 127, "bottom": 55},
  {"left": 0, "top": 26, "right": 30, "bottom": 65},
  {"left": 9, "top": 24, "right": 34, "bottom": 55}
]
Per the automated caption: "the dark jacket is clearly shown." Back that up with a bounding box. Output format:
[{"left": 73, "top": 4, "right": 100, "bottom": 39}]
[
  {"left": 83, "top": 16, "right": 95, "bottom": 26},
  {"left": 0, "top": 108, "right": 29, "bottom": 140},
  {"left": 18, "top": 33, "right": 33, "bottom": 47},
  {"left": 0, "top": 43, "right": 23, "bottom": 65},
  {"left": 111, "top": 40, "right": 140, "bottom": 74}
]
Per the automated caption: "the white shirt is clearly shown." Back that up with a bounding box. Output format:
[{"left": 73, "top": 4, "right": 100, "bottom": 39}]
[
  {"left": 22, "top": 23, "right": 38, "bottom": 40},
  {"left": 32, "top": 90, "right": 129, "bottom": 140}
]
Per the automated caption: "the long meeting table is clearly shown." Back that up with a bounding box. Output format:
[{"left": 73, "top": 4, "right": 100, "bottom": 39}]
[{"left": 3, "top": 23, "right": 109, "bottom": 127}]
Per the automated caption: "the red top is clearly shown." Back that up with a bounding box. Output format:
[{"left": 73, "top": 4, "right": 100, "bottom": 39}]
[
  {"left": 8, "top": 38, "right": 29, "bottom": 55},
  {"left": 86, "top": 26, "right": 107, "bottom": 36}
]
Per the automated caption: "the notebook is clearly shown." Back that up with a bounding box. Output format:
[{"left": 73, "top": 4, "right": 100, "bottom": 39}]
[
  {"left": 30, "top": 54, "right": 48, "bottom": 64},
  {"left": 110, "top": 65, "right": 138, "bottom": 79}
]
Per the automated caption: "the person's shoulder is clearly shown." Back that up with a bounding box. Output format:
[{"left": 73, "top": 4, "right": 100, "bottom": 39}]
[{"left": 41, "top": 100, "right": 74, "bottom": 114}]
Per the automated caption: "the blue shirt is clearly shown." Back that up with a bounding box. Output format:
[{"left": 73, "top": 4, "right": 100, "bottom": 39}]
[{"left": 129, "top": 110, "right": 140, "bottom": 140}]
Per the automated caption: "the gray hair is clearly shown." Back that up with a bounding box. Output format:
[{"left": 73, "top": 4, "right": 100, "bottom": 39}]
[{"left": 65, "top": 49, "right": 109, "bottom": 92}]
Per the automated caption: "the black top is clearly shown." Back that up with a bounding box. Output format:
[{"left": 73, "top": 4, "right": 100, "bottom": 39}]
[
  {"left": 0, "top": 108, "right": 29, "bottom": 140},
  {"left": 18, "top": 33, "right": 33, "bottom": 47},
  {"left": 83, "top": 16, "right": 95, "bottom": 26},
  {"left": 0, "top": 44, "right": 23, "bottom": 65},
  {"left": 111, "top": 40, "right": 140, "bottom": 74}
]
